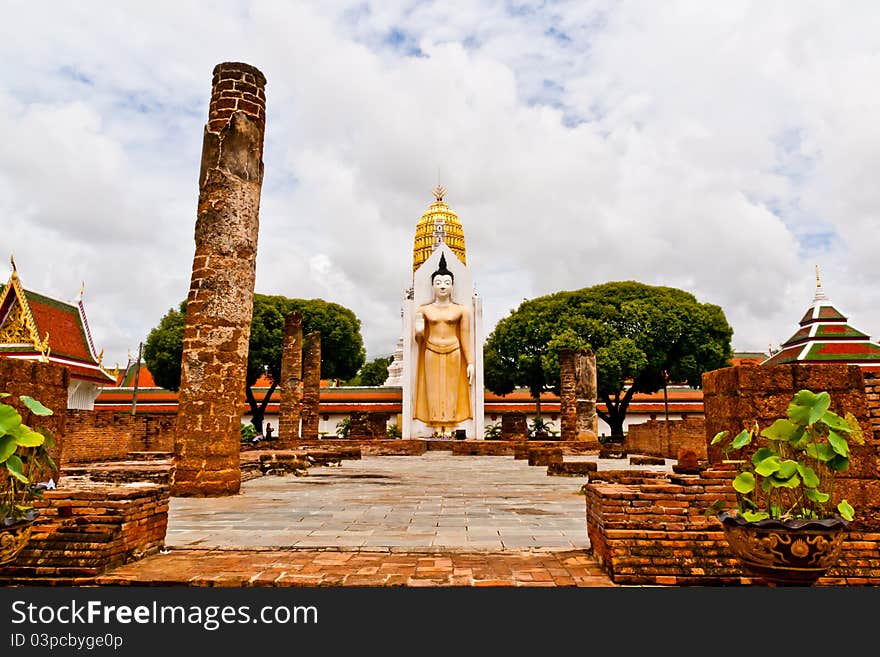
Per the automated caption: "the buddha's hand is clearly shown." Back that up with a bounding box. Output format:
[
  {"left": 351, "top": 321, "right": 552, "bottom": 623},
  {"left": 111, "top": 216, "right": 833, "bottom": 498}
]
[
  {"left": 467, "top": 363, "right": 474, "bottom": 384},
  {"left": 414, "top": 312, "right": 425, "bottom": 339}
]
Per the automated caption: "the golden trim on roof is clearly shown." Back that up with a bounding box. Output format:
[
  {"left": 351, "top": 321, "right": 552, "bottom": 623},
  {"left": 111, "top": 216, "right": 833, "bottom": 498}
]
[{"left": 0, "top": 266, "right": 45, "bottom": 351}]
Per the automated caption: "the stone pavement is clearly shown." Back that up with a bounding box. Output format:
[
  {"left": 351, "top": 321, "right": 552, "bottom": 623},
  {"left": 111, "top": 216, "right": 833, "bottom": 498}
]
[{"left": 98, "top": 451, "right": 673, "bottom": 587}]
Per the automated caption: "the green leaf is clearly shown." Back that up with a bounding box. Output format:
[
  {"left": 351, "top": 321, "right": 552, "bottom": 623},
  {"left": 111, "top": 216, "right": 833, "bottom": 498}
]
[
  {"left": 788, "top": 390, "right": 830, "bottom": 426},
  {"left": 12, "top": 425, "right": 44, "bottom": 447},
  {"left": 760, "top": 419, "right": 798, "bottom": 442},
  {"left": 732, "top": 472, "right": 755, "bottom": 494},
  {"left": 731, "top": 429, "right": 752, "bottom": 450},
  {"left": 20, "top": 396, "right": 53, "bottom": 417},
  {"left": 0, "top": 392, "right": 10, "bottom": 397},
  {"left": 754, "top": 456, "right": 781, "bottom": 477},
  {"left": 830, "top": 456, "right": 850, "bottom": 473},
  {"left": 0, "top": 435, "right": 16, "bottom": 463},
  {"left": 777, "top": 459, "right": 799, "bottom": 479},
  {"left": 844, "top": 413, "right": 865, "bottom": 445},
  {"left": 805, "top": 442, "right": 836, "bottom": 462},
  {"left": 751, "top": 447, "right": 776, "bottom": 466},
  {"left": 837, "top": 500, "right": 854, "bottom": 522},
  {"left": 796, "top": 463, "right": 820, "bottom": 488},
  {"left": 5, "top": 455, "right": 29, "bottom": 483},
  {"left": 828, "top": 430, "right": 849, "bottom": 458},
  {"left": 742, "top": 510, "right": 770, "bottom": 522},
  {"left": 710, "top": 430, "right": 729, "bottom": 446},
  {"left": 0, "top": 403, "right": 23, "bottom": 435},
  {"left": 805, "top": 488, "right": 830, "bottom": 503},
  {"left": 769, "top": 473, "right": 801, "bottom": 488},
  {"left": 820, "top": 410, "right": 850, "bottom": 433}
]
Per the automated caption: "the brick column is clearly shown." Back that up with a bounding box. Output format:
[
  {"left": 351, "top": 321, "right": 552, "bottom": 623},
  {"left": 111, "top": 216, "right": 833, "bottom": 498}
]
[
  {"left": 349, "top": 412, "right": 369, "bottom": 440},
  {"left": 278, "top": 311, "right": 303, "bottom": 442},
  {"left": 300, "top": 331, "right": 321, "bottom": 440},
  {"left": 559, "top": 349, "right": 577, "bottom": 441},
  {"left": 173, "top": 62, "right": 267, "bottom": 497},
  {"left": 501, "top": 412, "right": 527, "bottom": 441},
  {"left": 575, "top": 348, "right": 599, "bottom": 444}
]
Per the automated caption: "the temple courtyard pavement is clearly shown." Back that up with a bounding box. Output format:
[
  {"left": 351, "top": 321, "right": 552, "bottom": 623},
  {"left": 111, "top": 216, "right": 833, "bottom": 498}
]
[{"left": 97, "top": 452, "right": 674, "bottom": 587}]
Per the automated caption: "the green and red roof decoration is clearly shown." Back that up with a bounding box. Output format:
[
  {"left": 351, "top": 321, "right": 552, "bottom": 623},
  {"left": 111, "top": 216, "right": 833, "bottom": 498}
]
[
  {"left": 0, "top": 260, "right": 115, "bottom": 384},
  {"left": 762, "top": 269, "right": 880, "bottom": 371}
]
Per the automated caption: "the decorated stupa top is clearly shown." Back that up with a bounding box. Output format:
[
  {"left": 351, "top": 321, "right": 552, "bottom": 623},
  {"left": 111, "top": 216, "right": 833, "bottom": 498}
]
[{"left": 412, "top": 186, "right": 466, "bottom": 272}]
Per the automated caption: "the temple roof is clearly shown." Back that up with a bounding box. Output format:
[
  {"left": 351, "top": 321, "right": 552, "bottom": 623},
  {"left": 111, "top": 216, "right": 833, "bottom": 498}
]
[
  {"left": 0, "top": 263, "right": 115, "bottom": 384},
  {"left": 762, "top": 269, "right": 880, "bottom": 370},
  {"left": 412, "top": 186, "right": 467, "bottom": 272}
]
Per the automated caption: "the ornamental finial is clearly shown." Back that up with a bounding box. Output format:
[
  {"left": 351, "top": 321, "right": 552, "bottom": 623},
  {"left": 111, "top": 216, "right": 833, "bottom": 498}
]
[
  {"left": 432, "top": 185, "right": 447, "bottom": 202},
  {"left": 813, "top": 264, "right": 828, "bottom": 302},
  {"left": 10, "top": 254, "right": 16, "bottom": 274}
]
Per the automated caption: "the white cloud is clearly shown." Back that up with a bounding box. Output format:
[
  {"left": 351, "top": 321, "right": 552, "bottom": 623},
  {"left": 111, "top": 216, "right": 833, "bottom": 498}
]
[{"left": 2, "top": 0, "right": 879, "bottom": 372}]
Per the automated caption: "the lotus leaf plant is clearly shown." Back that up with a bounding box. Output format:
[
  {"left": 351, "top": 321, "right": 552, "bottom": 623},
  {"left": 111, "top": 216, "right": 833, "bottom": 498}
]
[
  {"left": 0, "top": 392, "right": 57, "bottom": 526},
  {"left": 709, "top": 389, "right": 864, "bottom": 523}
]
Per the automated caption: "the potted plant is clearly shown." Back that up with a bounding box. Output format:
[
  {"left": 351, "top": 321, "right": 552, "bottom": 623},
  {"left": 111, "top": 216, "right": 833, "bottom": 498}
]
[
  {"left": 708, "top": 388, "right": 864, "bottom": 585},
  {"left": 0, "top": 392, "right": 57, "bottom": 565}
]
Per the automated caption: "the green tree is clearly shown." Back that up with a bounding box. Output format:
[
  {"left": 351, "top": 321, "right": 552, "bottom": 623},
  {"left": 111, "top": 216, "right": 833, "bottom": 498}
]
[
  {"left": 483, "top": 281, "right": 733, "bottom": 439},
  {"left": 143, "top": 294, "right": 366, "bottom": 433},
  {"left": 348, "top": 356, "right": 393, "bottom": 386}
]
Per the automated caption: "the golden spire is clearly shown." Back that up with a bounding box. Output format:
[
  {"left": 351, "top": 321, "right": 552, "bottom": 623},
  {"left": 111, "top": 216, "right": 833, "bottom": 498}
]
[
  {"left": 412, "top": 187, "right": 467, "bottom": 272},
  {"left": 813, "top": 264, "right": 828, "bottom": 302}
]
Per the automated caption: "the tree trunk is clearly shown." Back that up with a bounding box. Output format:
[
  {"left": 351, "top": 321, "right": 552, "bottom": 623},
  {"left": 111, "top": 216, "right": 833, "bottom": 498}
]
[{"left": 245, "top": 381, "right": 278, "bottom": 435}]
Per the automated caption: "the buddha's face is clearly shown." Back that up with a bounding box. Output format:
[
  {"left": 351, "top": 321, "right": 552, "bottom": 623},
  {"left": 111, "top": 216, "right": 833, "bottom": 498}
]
[{"left": 432, "top": 274, "right": 453, "bottom": 300}]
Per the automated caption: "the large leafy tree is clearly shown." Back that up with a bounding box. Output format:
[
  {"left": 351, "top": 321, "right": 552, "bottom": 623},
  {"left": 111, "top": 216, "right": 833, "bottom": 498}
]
[
  {"left": 483, "top": 281, "right": 733, "bottom": 438},
  {"left": 143, "top": 294, "right": 366, "bottom": 432},
  {"left": 348, "top": 356, "right": 393, "bottom": 387}
]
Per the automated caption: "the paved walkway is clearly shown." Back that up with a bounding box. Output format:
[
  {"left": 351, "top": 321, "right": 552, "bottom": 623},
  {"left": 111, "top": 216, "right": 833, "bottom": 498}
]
[{"left": 98, "top": 452, "right": 672, "bottom": 587}]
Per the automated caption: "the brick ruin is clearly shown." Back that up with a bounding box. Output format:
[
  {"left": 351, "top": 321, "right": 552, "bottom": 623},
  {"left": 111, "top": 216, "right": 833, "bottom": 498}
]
[
  {"left": 174, "top": 61, "right": 267, "bottom": 497},
  {"left": 299, "top": 331, "right": 321, "bottom": 440},
  {"left": 278, "top": 311, "right": 303, "bottom": 442},
  {"left": 584, "top": 363, "right": 880, "bottom": 586},
  {"left": 625, "top": 416, "right": 707, "bottom": 460},
  {"left": 64, "top": 410, "right": 176, "bottom": 463},
  {"left": 0, "top": 359, "right": 171, "bottom": 584}
]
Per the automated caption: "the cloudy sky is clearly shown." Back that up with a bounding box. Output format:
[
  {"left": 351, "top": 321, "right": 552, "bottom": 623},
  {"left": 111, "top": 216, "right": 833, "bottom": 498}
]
[{"left": 3, "top": 1, "right": 879, "bottom": 372}]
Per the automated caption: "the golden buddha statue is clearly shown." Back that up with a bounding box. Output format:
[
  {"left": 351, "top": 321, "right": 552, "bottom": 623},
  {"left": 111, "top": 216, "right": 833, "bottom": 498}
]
[{"left": 413, "top": 253, "right": 473, "bottom": 429}]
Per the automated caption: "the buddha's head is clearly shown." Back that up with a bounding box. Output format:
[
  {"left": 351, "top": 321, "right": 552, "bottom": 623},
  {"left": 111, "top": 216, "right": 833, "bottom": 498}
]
[{"left": 430, "top": 253, "right": 454, "bottom": 300}]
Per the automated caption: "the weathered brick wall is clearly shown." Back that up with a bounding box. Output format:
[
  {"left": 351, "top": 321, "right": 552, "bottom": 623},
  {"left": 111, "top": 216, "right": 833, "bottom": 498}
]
[
  {"left": 864, "top": 371, "right": 880, "bottom": 444},
  {"left": 501, "top": 412, "right": 527, "bottom": 441},
  {"left": 292, "top": 439, "right": 426, "bottom": 455},
  {"left": 584, "top": 469, "right": 880, "bottom": 586},
  {"left": 64, "top": 411, "right": 176, "bottom": 464},
  {"left": 0, "top": 359, "right": 68, "bottom": 469},
  {"left": 585, "top": 363, "right": 880, "bottom": 586},
  {"left": 452, "top": 441, "right": 515, "bottom": 456},
  {"left": 625, "top": 417, "right": 707, "bottom": 459},
  {"left": 702, "top": 363, "right": 871, "bottom": 465},
  {"left": 174, "top": 61, "right": 267, "bottom": 497},
  {"left": 0, "top": 481, "right": 170, "bottom": 584}
]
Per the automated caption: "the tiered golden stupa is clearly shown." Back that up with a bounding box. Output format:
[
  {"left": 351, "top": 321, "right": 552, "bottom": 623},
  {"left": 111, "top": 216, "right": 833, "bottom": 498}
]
[{"left": 412, "top": 185, "right": 467, "bottom": 272}]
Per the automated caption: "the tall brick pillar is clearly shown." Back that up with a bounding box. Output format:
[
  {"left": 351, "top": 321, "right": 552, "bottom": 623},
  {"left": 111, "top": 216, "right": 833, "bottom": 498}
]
[
  {"left": 300, "top": 331, "right": 321, "bottom": 440},
  {"left": 278, "top": 311, "right": 303, "bottom": 442},
  {"left": 173, "top": 62, "right": 267, "bottom": 497},
  {"left": 559, "top": 349, "right": 577, "bottom": 441},
  {"left": 575, "top": 348, "right": 599, "bottom": 445}
]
